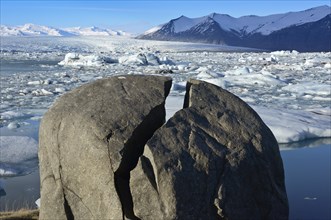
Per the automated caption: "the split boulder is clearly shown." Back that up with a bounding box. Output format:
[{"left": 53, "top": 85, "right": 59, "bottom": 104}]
[{"left": 131, "top": 79, "right": 289, "bottom": 220}]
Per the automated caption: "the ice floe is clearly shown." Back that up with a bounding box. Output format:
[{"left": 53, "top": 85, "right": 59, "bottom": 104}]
[
  {"left": 1, "top": 111, "right": 27, "bottom": 120},
  {"left": 0, "top": 136, "right": 38, "bottom": 176},
  {"left": 254, "top": 106, "right": 331, "bottom": 143},
  {"left": 282, "top": 82, "right": 331, "bottom": 97},
  {"left": 58, "top": 53, "right": 117, "bottom": 67}
]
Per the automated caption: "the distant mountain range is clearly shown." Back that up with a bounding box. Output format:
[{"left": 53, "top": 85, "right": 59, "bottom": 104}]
[
  {"left": 0, "top": 24, "right": 130, "bottom": 37},
  {"left": 138, "top": 5, "right": 331, "bottom": 52}
]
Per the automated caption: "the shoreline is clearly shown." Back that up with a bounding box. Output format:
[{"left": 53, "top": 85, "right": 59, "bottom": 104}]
[{"left": 0, "top": 209, "right": 39, "bottom": 220}]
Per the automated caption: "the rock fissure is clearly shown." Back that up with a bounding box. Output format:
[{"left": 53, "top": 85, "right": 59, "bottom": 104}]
[
  {"left": 39, "top": 76, "right": 288, "bottom": 220},
  {"left": 59, "top": 164, "right": 75, "bottom": 220},
  {"left": 64, "top": 196, "right": 75, "bottom": 220},
  {"left": 63, "top": 185, "right": 95, "bottom": 218},
  {"left": 114, "top": 103, "right": 167, "bottom": 220},
  {"left": 40, "top": 174, "right": 55, "bottom": 185}
]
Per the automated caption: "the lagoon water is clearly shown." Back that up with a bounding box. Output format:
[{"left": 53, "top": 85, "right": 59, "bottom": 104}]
[{"left": 281, "top": 141, "right": 331, "bottom": 220}]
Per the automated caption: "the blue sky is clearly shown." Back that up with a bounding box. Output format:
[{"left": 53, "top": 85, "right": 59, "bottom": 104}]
[{"left": 1, "top": 0, "right": 330, "bottom": 33}]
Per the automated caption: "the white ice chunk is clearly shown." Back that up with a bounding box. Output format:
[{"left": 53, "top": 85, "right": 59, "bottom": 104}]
[
  {"left": 0, "top": 136, "right": 38, "bottom": 163},
  {"left": 224, "top": 73, "right": 286, "bottom": 86},
  {"left": 59, "top": 53, "right": 116, "bottom": 67},
  {"left": 270, "top": 50, "right": 291, "bottom": 56},
  {"left": 226, "top": 66, "right": 252, "bottom": 75},
  {"left": 31, "top": 89, "right": 54, "bottom": 96},
  {"left": 119, "top": 53, "right": 147, "bottom": 65},
  {"left": 159, "top": 56, "right": 176, "bottom": 65},
  {"left": 324, "top": 63, "right": 331, "bottom": 69},
  {"left": 1, "top": 111, "right": 26, "bottom": 120},
  {"left": 119, "top": 53, "right": 163, "bottom": 66},
  {"left": 7, "top": 122, "right": 20, "bottom": 129},
  {"left": 265, "top": 55, "right": 278, "bottom": 62},
  {"left": 282, "top": 82, "right": 331, "bottom": 96},
  {"left": 35, "top": 198, "right": 41, "bottom": 208},
  {"left": 254, "top": 106, "right": 331, "bottom": 143},
  {"left": 27, "top": 80, "right": 42, "bottom": 85},
  {"left": 0, "top": 168, "right": 17, "bottom": 176},
  {"left": 54, "top": 87, "right": 66, "bottom": 93},
  {"left": 145, "top": 53, "right": 161, "bottom": 65}
]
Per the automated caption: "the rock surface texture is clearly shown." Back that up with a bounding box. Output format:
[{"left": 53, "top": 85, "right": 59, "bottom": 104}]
[
  {"left": 39, "top": 75, "right": 172, "bottom": 219},
  {"left": 131, "top": 79, "right": 289, "bottom": 220},
  {"left": 39, "top": 76, "right": 288, "bottom": 220}
]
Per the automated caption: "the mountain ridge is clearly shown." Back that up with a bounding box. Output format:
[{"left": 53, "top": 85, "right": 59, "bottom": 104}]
[
  {"left": 138, "top": 5, "right": 331, "bottom": 52},
  {"left": 0, "top": 24, "right": 131, "bottom": 37}
]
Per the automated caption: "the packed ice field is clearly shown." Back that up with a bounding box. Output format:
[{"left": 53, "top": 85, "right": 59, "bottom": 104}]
[{"left": 1, "top": 36, "right": 330, "bottom": 176}]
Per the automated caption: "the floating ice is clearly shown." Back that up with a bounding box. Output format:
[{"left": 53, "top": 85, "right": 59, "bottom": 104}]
[
  {"left": 27, "top": 81, "right": 42, "bottom": 85},
  {"left": 223, "top": 72, "right": 286, "bottom": 87},
  {"left": 0, "top": 136, "right": 38, "bottom": 163},
  {"left": 1, "top": 111, "right": 29, "bottom": 120},
  {"left": 31, "top": 89, "right": 54, "bottom": 96},
  {"left": 0, "top": 166, "right": 17, "bottom": 176},
  {"left": 265, "top": 55, "right": 278, "bottom": 63},
  {"left": 54, "top": 87, "right": 66, "bottom": 93},
  {"left": 27, "top": 79, "right": 53, "bottom": 85},
  {"left": 226, "top": 66, "right": 252, "bottom": 75},
  {"left": 119, "top": 53, "right": 165, "bottom": 66},
  {"left": 270, "top": 50, "right": 299, "bottom": 56},
  {"left": 254, "top": 106, "right": 331, "bottom": 143},
  {"left": 324, "top": 63, "right": 331, "bottom": 69},
  {"left": 7, "top": 122, "right": 20, "bottom": 129},
  {"left": 35, "top": 198, "right": 41, "bottom": 208},
  {"left": 119, "top": 53, "right": 148, "bottom": 65},
  {"left": 282, "top": 82, "right": 331, "bottom": 96},
  {"left": 145, "top": 53, "right": 161, "bottom": 65},
  {"left": 58, "top": 53, "right": 117, "bottom": 67},
  {"left": 0, "top": 136, "right": 38, "bottom": 176},
  {"left": 159, "top": 56, "right": 176, "bottom": 65}
]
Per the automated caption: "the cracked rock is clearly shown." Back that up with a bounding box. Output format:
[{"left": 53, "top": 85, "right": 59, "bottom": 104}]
[
  {"left": 39, "top": 76, "right": 288, "bottom": 220},
  {"left": 131, "top": 79, "right": 289, "bottom": 220},
  {"left": 39, "top": 75, "right": 172, "bottom": 220}
]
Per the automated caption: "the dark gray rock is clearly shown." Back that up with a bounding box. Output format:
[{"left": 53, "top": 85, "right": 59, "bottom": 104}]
[
  {"left": 39, "top": 75, "right": 172, "bottom": 219},
  {"left": 131, "top": 79, "right": 288, "bottom": 220}
]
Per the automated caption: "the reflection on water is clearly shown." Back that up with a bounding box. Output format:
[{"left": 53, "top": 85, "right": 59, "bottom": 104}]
[
  {"left": 280, "top": 138, "right": 331, "bottom": 150},
  {"left": 0, "top": 140, "right": 330, "bottom": 219},
  {"left": 0, "top": 170, "right": 40, "bottom": 211},
  {"left": 281, "top": 143, "right": 331, "bottom": 220}
]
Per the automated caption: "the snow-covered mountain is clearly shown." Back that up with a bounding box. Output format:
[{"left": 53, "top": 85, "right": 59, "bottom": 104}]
[
  {"left": 62, "top": 26, "right": 129, "bottom": 36},
  {"left": 0, "top": 24, "right": 130, "bottom": 37},
  {"left": 138, "top": 5, "right": 331, "bottom": 52},
  {"left": 0, "top": 24, "right": 74, "bottom": 36}
]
